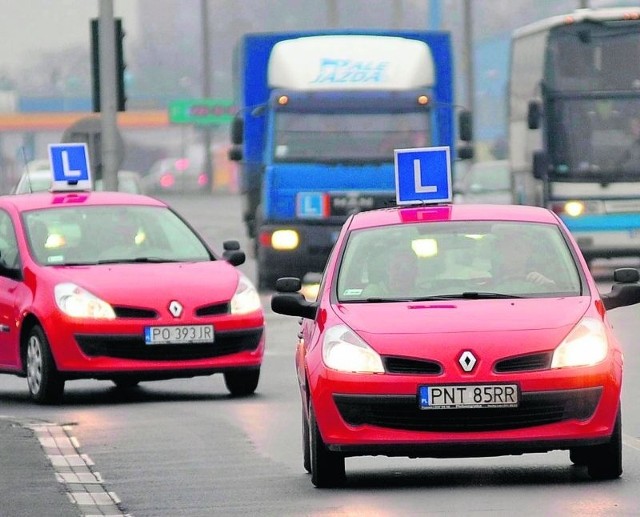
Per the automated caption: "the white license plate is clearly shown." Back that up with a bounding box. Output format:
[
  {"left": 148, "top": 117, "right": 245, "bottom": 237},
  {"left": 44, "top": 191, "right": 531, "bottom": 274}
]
[
  {"left": 144, "top": 325, "right": 214, "bottom": 345},
  {"left": 418, "top": 384, "right": 519, "bottom": 409}
]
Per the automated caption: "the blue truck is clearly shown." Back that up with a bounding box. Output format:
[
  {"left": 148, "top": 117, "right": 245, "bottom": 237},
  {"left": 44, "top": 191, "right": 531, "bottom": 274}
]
[{"left": 229, "top": 30, "right": 472, "bottom": 290}]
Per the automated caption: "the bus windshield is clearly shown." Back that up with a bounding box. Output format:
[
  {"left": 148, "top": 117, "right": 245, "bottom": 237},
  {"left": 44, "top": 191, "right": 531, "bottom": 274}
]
[
  {"left": 548, "top": 97, "right": 640, "bottom": 179},
  {"left": 272, "top": 112, "right": 430, "bottom": 164},
  {"left": 545, "top": 22, "right": 640, "bottom": 180}
]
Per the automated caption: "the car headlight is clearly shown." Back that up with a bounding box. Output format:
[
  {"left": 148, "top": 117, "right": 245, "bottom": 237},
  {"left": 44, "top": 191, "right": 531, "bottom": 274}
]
[
  {"left": 551, "top": 317, "right": 609, "bottom": 368},
  {"left": 322, "top": 324, "right": 384, "bottom": 373},
  {"left": 230, "top": 274, "right": 261, "bottom": 315},
  {"left": 54, "top": 283, "right": 116, "bottom": 319}
]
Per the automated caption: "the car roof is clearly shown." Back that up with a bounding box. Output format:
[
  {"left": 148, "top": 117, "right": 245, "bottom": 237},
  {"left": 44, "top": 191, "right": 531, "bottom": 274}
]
[
  {"left": 0, "top": 190, "right": 167, "bottom": 211},
  {"left": 347, "top": 203, "right": 560, "bottom": 231}
]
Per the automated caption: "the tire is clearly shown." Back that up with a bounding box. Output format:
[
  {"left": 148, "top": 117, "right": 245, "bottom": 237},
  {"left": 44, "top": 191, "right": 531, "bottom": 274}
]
[
  {"left": 26, "top": 325, "right": 65, "bottom": 405},
  {"left": 302, "top": 405, "right": 311, "bottom": 473},
  {"left": 224, "top": 369, "right": 260, "bottom": 397},
  {"left": 309, "top": 405, "right": 345, "bottom": 488},
  {"left": 586, "top": 407, "right": 623, "bottom": 480},
  {"left": 569, "top": 447, "right": 589, "bottom": 466},
  {"left": 112, "top": 378, "right": 140, "bottom": 389}
]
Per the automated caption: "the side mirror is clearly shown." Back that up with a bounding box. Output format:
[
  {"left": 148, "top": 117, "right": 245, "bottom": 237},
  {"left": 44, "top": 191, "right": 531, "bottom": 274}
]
[
  {"left": 527, "top": 101, "right": 541, "bottom": 130},
  {"left": 230, "top": 116, "right": 243, "bottom": 145},
  {"left": 271, "top": 277, "right": 319, "bottom": 319},
  {"left": 222, "top": 242, "right": 244, "bottom": 266},
  {"left": 458, "top": 145, "right": 474, "bottom": 161},
  {"left": 601, "top": 268, "right": 640, "bottom": 310},
  {"left": 532, "top": 150, "right": 549, "bottom": 180},
  {"left": 228, "top": 145, "right": 243, "bottom": 162},
  {"left": 458, "top": 110, "right": 473, "bottom": 142}
]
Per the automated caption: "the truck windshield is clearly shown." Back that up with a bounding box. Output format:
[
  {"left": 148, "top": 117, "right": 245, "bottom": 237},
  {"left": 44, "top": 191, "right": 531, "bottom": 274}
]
[
  {"left": 547, "top": 97, "right": 640, "bottom": 180},
  {"left": 273, "top": 112, "right": 430, "bottom": 163}
]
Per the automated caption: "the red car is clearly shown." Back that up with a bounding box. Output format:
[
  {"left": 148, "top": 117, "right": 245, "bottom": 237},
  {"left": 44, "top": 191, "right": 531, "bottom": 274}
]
[
  {"left": 272, "top": 203, "right": 640, "bottom": 487},
  {"left": 0, "top": 191, "right": 265, "bottom": 404}
]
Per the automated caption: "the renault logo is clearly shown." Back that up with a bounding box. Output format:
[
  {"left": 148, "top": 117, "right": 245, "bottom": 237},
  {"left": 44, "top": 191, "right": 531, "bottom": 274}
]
[
  {"left": 168, "top": 301, "right": 183, "bottom": 318},
  {"left": 458, "top": 350, "right": 477, "bottom": 372}
]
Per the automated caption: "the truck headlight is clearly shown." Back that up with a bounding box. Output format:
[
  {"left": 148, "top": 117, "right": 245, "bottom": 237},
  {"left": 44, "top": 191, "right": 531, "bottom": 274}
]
[
  {"left": 322, "top": 324, "right": 384, "bottom": 373},
  {"left": 230, "top": 275, "right": 262, "bottom": 315},
  {"left": 271, "top": 229, "right": 299, "bottom": 250},
  {"left": 55, "top": 283, "right": 115, "bottom": 319},
  {"left": 551, "top": 318, "right": 608, "bottom": 368}
]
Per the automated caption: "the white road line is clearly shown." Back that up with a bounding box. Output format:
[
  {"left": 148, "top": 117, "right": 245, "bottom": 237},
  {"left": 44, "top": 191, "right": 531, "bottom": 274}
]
[{"left": 623, "top": 433, "right": 640, "bottom": 452}]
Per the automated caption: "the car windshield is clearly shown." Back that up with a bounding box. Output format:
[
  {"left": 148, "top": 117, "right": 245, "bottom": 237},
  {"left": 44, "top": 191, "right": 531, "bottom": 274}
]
[
  {"left": 22, "top": 205, "right": 212, "bottom": 265},
  {"left": 336, "top": 220, "right": 583, "bottom": 302}
]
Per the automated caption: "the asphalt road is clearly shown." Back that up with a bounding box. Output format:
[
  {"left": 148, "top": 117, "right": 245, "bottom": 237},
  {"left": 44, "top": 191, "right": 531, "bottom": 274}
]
[{"left": 1, "top": 192, "right": 640, "bottom": 516}]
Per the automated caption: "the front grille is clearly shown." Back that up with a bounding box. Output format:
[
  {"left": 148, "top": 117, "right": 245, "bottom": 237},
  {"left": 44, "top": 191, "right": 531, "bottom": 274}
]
[
  {"left": 75, "top": 327, "right": 263, "bottom": 361},
  {"left": 384, "top": 356, "right": 442, "bottom": 375},
  {"left": 195, "top": 303, "right": 230, "bottom": 316},
  {"left": 113, "top": 306, "right": 158, "bottom": 319},
  {"left": 494, "top": 352, "right": 553, "bottom": 373},
  {"left": 334, "top": 387, "right": 602, "bottom": 432}
]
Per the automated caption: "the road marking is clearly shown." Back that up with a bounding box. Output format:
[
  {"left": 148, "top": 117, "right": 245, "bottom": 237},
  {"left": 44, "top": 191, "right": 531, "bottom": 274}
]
[{"left": 26, "top": 422, "right": 131, "bottom": 517}]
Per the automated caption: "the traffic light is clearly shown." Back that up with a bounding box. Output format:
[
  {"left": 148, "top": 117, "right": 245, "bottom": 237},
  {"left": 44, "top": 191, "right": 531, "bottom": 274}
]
[{"left": 90, "top": 18, "right": 126, "bottom": 112}]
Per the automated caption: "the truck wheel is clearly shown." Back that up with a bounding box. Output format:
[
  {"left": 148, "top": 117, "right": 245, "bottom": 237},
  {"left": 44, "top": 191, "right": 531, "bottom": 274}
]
[{"left": 26, "top": 325, "right": 65, "bottom": 405}]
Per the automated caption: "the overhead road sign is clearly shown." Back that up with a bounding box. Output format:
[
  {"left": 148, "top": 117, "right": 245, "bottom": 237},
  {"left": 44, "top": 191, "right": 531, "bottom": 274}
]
[
  {"left": 169, "top": 99, "right": 236, "bottom": 125},
  {"left": 394, "top": 146, "right": 452, "bottom": 205}
]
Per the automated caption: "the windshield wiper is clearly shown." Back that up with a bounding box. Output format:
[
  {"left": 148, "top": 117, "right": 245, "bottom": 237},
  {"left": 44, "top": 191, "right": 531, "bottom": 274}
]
[
  {"left": 97, "top": 257, "right": 180, "bottom": 264},
  {"left": 413, "top": 292, "right": 524, "bottom": 300}
]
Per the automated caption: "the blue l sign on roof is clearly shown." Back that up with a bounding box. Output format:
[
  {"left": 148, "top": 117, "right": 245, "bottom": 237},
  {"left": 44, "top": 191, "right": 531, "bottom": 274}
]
[
  {"left": 394, "top": 146, "right": 452, "bottom": 205},
  {"left": 48, "top": 143, "right": 92, "bottom": 191}
]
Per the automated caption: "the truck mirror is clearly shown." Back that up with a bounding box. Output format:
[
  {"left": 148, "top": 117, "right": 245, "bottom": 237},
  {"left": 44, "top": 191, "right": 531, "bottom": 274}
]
[
  {"left": 532, "top": 150, "right": 549, "bottom": 180},
  {"left": 458, "top": 145, "right": 474, "bottom": 160},
  {"left": 231, "top": 116, "right": 244, "bottom": 145},
  {"left": 527, "top": 101, "right": 541, "bottom": 130},
  {"left": 228, "top": 145, "right": 243, "bottom": 162},
  {"left": 458, "top": 110, "right": 473, "bottom": 142}
]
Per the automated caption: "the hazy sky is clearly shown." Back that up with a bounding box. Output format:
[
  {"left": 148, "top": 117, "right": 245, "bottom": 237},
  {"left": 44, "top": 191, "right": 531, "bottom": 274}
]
[{"left": 0, "top": 1, "right": 138, "bottom": 74}]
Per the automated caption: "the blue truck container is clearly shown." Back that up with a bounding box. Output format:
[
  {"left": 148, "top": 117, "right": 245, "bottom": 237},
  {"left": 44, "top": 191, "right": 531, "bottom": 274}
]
[{"left": 229, "top": 30, "right": 471, "bottom": 290}]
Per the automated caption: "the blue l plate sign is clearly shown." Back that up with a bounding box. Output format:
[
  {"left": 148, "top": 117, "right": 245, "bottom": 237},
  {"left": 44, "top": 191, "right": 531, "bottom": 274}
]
[
  {"left": 394, "top": 146, "right": 452, "bottom": 205},
  {"left": 48, "top": 143, "right": 92, "bottom": 191}
]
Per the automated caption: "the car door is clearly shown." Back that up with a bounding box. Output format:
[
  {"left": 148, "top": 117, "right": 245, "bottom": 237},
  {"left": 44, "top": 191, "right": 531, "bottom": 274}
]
[{"left": 0, "top": 210, "right": 24, "bottom": 369}]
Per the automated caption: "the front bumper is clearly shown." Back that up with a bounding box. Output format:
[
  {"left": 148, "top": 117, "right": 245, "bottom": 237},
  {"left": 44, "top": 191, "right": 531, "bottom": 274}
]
[{"left": 309, "top": 363, "right": 621, "bottom": 457}]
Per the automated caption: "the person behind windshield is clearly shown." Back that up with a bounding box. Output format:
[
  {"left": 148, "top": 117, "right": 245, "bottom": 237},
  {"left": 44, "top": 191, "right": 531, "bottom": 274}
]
[
  {"left": 618, "top": 116, "right": 640, "bottom": 172},
  {"left": 362, "top": 247, "right": 420, "bottom": 298},
  {"left": 491, "top": 229, "right": 556, "bottom": 292}
]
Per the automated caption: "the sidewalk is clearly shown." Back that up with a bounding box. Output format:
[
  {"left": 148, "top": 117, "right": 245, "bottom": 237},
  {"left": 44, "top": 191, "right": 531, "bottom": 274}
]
[
  {"left": 0, "top": 417, "right": 81, "bottom": 517},
  {"left": 1, "top": 416, "right": 130, "bottom": 516}
]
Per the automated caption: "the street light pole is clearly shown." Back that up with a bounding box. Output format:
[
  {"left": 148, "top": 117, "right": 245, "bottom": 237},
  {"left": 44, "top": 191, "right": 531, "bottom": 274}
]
[
  {"left": 462, "top": 0, "right": 475, "bottom": 161},
  {"left": 98, "top": 0, "right": 119, "bottom": 190},
  {"left": 201, "top": 0, "right": 214, "bottom": 192}
]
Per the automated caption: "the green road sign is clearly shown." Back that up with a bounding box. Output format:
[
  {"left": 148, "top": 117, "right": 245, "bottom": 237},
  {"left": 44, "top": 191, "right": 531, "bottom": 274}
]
[{"left": 168, "top": 99, "right": 236, "bottom": 125}]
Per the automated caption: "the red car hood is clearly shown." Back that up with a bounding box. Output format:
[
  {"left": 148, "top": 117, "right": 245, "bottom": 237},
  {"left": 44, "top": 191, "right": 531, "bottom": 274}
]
[
  {"left": 334, "top": 297, "right": 593, "bottom": 357},
  {"left": 41, "top": 261, "right": 240, "bottom": 306},
  {"left": 337, "top": 297, "right": 591, "bottom": 334}
]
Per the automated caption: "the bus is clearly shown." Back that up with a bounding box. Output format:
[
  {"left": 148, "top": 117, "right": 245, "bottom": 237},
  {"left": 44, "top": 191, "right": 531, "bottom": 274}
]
[{"left": 508, "top": 7, "right": 640, "bottom": 265}]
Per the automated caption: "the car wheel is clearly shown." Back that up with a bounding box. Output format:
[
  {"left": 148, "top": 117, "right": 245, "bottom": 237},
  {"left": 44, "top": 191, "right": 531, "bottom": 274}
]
[
  {"left": 302, "top": 405, "right": 311, "bottom": 473},
  {"left": 224, "top": 369, "right": 260, "bottom": 397},
  {"left": 309, "top": 405, "right": 345, "bottom": 488},
  {"left": 586, "top": 407, "right": 622, "bottom": 480},
  {"left": 26, "top": 325, "right": 65, "bottom": 405},
  {"left": 569, "top": 447, "right": 589, "bottom": 466},
  {"left": 112, "top": 378, "right": 141, "bottom": 389}
]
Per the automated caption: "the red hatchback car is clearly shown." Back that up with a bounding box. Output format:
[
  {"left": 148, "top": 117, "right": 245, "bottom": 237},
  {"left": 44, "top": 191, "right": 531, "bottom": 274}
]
[
  {"left": 272, "top": 203, "right": 640, "bottom": 487},
  {"left": 0, "top": 191, "right": 265, "bottom": 404}
]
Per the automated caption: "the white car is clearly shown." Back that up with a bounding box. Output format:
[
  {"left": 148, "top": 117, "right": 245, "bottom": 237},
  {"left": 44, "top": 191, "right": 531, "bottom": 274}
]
[{"left": 12, "top": 169, "right": 144, "bottom": 195}]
